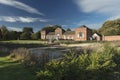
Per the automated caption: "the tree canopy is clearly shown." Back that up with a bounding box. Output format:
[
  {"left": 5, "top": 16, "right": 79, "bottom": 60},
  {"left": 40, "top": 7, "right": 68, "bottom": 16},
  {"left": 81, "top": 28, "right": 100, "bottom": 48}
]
[
  {"left": 99, "top": 19, "right": 120, "bottom": 36},
  {"left": 41, "top": 25, "right": 62, "bottom": 33},
  {"left": 0, "top": 25, "right": 8, "bottom": 40},
  {"left": 66, "top": 28, "right": 71, "bottom": 31}
]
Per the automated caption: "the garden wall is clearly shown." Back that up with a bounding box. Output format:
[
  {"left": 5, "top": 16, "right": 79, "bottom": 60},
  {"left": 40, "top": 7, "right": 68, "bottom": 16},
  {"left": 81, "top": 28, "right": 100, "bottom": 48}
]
[{"left": 103, "top": 35, "right": 120, "bottom": 41}]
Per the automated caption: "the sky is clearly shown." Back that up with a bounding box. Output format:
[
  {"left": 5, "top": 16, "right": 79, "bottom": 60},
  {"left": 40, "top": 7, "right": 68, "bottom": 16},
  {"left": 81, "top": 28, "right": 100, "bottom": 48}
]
[{"left": 0, "top": 0, "right": 120, "bottom": 32}]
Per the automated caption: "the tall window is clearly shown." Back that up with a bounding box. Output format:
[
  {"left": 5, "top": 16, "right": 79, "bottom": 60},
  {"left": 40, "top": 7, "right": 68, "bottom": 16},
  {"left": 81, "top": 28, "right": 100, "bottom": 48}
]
[
  {"left": 78, "top": 32, "right": 84, "bottom": 38},
  {"left": 56, "top": 34, "right": 60, "bottom": 40}
]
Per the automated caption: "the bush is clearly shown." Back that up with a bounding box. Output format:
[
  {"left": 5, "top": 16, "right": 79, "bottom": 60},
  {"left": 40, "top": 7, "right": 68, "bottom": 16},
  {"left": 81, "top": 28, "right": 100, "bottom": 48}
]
[
  {"left": 36, "top": 44, "right": 120, "bottom": 80},
  {"left": 9, "top": 48, "right": 30, "bottom": 62},
  {"left": 9, "top": 48, "right": 51, "bottom": 67}
]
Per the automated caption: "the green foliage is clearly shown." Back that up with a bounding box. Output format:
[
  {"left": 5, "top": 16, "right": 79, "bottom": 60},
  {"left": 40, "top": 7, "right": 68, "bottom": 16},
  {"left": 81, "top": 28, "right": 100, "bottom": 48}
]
[
  {"left": 66, "top": 28, "right": 71, "bottom": 31},
  {"left": 23, "top": 27, "right": 33, "bottom": 33},
  {"left": 20, "top": 27, "right": 33, "bottom": 40},
  {"left": 41, "top": 25, "right": 62, "bottom": 33},
  {"left": 31, "top": 31, "right": 40, "bottom": 40},
  {"left": 36, "top": 71, "right": 53, "bottom": 80},
  {"left": 9, "top": 48, "right": 50, "bottom": 67},
  {"left": 7, "top": 31, "right": 19, "bottom": 40},
  {"left": 0, "top": 25, "right": 9, "bottom": 40},
  {"left": 20, "top": 32, "right": 31, "bottom": 40},
  {"left": 9, "top": 48, "right": 30, "bottom": 62},
  {"left": 99, "top": 19, "right": 120, "bottom": 35},
  {"left": 36, "top": 44, "right": 120, "bottom": 80}
]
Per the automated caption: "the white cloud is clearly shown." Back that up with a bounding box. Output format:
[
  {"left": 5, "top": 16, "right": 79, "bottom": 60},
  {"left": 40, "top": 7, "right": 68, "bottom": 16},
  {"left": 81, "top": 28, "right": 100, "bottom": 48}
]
[
  {"left": 75, "top": 0, "right": 120, "bottom": 15},
  {"left": 0, "top": 0, "right": 44, "bottom": 15},
  {"left": 18, "top": 17, "right": 38, "bottom": 23},
  {"left": 1, "top": 16, "right": 17, "bottom": 22},
  {"left": 73, "top": 21, "right": 103, "bottom": 29},
  {"left": 7, "top": 27, "right": 22, "bottom": 31},
  {"left": 0, "top": 16, "right": 49, "bottom": 23},
  {"left": 86, "top": 23, "right": 103, "bottom": 29},
  {"left": 74, "top": 0, "right": 120, "bottom": 28},
  {"left": 107, "top": 15, "right": 120, "bottom": 20}
]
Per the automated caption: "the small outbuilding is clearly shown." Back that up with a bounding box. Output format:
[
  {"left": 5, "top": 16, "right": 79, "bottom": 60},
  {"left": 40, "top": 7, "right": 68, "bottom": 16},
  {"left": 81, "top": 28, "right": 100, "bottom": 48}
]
[{"left": 92, "top": 33, "right": 102, "bottom": 41}]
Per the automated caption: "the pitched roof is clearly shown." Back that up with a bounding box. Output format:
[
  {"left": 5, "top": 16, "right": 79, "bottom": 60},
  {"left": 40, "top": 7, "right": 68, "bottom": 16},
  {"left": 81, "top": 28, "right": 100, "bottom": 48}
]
[
  {"left": 47, "top": 32, "right": 55, "bottom": 35},
  {"left": 79, "top": 25, "right": 87, "bottom": 28},
  {"left": 79, "top": 25, "right": 91, "bottom": 30},
  {"left": 63, "top": 31, "right": 75, "bottom": 35},
  {"left": 93, "top": 33, "right": 102, "bottom": 37}
]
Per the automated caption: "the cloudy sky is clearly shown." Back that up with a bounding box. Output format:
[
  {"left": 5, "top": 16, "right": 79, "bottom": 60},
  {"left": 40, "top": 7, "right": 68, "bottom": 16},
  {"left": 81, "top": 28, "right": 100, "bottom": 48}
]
[{"left": 0, "top": 0, "right": 119, "bottom": 31}]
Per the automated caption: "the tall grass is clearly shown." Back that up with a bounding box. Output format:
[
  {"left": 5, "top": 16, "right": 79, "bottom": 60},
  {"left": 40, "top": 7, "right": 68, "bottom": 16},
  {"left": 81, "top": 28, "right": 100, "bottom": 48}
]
[{"left": 9, "top": 48, "right": 51, "bottom": 67}]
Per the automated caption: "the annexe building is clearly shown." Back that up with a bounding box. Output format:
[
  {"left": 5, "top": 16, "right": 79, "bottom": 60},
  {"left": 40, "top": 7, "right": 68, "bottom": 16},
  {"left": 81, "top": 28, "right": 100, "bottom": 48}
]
[{"left": 41, "top": 25, "right": 93, "bottom": 41}]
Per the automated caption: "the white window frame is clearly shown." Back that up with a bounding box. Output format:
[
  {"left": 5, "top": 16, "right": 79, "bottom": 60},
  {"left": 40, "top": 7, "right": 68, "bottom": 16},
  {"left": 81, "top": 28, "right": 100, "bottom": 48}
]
[{"left": 78, "top": 32, "right": 84, "bottom": 38}]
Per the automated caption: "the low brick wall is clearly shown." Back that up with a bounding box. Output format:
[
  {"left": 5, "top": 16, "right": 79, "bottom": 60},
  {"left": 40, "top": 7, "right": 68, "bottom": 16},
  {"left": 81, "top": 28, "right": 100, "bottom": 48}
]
[{"left": 103, "top": 36, "right": 120, "bottom": 41}]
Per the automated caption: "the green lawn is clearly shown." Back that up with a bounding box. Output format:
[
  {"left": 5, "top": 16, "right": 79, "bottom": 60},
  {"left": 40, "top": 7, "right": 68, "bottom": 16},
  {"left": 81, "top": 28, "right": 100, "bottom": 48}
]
[
  {"left": 0, "top": 57, "right": 37, "bottom": 80},
  {"left": 0, "top": 40, "right": 47, "bottom": 44},
  {"left": 0, "top": 40, "right": 48, "bottom": 49}
]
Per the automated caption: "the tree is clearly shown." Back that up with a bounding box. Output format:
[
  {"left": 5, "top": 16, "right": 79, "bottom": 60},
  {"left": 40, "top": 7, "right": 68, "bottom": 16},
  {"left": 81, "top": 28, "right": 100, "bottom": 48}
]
[
  {"left": 41, "top": 25, "right": 62, "bottom": 33},
  {"left": 7, "top": 31, "right": 18, "bottom": 40},
  {"left": 23, "top": 27, "right": 33, "bottom": 34},
  {"left": 0, "top": 25, "right": 8, "bottom": 40},
  {"left": 99, "top": 19, "right": 120, "bottom": 35},
  {"left": 20, "top": 32, "right": 31, "bottom": 40},
  {"left": 92, "top": 29, "right": 98, "bottom": 33},
  {"left": 66, "top": 28, "right": 71, "bottom": 31},
  {"left": 31, "top": 31, "right": 40, "bottom": 40},
  {"left": 20, "top": 27, "right": 33, "bottom": 40}
]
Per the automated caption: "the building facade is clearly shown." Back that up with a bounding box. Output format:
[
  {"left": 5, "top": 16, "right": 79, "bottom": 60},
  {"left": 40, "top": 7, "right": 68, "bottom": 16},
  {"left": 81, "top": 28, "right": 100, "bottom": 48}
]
[{"left": 41, "top": 25, "right": 92, "bottom": 41}]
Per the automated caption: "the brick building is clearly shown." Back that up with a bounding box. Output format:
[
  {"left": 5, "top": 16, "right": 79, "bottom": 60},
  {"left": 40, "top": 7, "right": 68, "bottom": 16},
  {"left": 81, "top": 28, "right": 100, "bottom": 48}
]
[{"left": 41, "top": 25, "right": 92, "bottom": 41}]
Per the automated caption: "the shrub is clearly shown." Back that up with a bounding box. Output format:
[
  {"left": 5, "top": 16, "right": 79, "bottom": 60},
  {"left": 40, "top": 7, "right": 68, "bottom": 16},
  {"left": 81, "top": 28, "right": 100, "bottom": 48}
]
[
  {"left": 9, "top": 48, "right": 51, "bottom": 67},
  {"left": 9, "top": 48, "right": 30, "bottom": 62},
  {"left": 36, "top": 44, "right": 120, "bottom": 80}
]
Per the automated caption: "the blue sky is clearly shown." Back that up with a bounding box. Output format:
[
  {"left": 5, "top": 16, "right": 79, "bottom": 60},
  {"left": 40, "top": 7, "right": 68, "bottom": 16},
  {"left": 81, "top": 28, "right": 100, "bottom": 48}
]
[{"left": 0, "top": 0, "right": 119, "bottom": 31}]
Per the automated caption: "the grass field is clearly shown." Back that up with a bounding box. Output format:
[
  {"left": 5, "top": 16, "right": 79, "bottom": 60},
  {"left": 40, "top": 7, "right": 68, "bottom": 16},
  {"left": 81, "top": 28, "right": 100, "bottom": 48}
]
[
  {"left": 0, "top": 40, "right": 48, "bottom": 49},
  {"left": 0, "top": 40, "right": 47, "bottom": 44},
  {"left": 0, "top": 57, "right": 37, "bottom": 80}
]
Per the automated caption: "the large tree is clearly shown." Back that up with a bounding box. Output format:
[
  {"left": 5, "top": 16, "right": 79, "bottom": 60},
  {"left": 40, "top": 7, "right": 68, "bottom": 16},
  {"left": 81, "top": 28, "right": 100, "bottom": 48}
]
[
  {"left": 7, "top": 31, "right": 18, "bottom": 40},
  {"left": 66, "top": 28, "right": 71, "bottom": 31},
  {"left": 0, "top": 25, "right": 8, "bottom": 40},
  {"left": 41, "top": 25, "right": 62, "bottom": 33},
  {"left": 99, "top": 19, "right": 120, "bottom": 35},
  {"left": 20, "top": 27, "right": 33, "bottom": 40},
  {"left": 31, "top": 31, "right": 40, "bottom": 40},
  {"left": 23, "top": 27, "right": 33, "bottom": 34},
  {"left": 20, "top": 32, "right": 31, "bottom": 40}
]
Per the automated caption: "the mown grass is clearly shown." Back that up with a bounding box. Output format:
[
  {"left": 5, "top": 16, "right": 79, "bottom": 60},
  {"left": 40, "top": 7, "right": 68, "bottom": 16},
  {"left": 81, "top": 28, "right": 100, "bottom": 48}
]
[
  {"left": 0, "top": 57, "right": 37, "bottom": 80},
  {"left": 0, "top": 40, "right": 48, "bottom": 49},
  {"left": 0, "top": 40, "right": 47, "bottom": 44}
]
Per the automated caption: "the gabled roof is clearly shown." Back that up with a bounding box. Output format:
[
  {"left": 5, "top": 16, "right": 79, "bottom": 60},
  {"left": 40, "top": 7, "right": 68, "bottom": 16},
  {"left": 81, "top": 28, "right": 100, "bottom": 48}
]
[
  {"left": 79, "top": 25, "right": 87, "bottom": 28},
  {"left": 47, "top": 32, "right": 55, "bottom": 35},
  {"left": 55, "top": 27, "right": 65, "bottom": 33},
  {"left": 92, "top": 33, "right": 102, "bottom": 37},
  {"left": 63, "top": 31, "right": 75, "bottom": 35},
  {"left": 79, "top": 25, "right": 91, "bottom": 30}
]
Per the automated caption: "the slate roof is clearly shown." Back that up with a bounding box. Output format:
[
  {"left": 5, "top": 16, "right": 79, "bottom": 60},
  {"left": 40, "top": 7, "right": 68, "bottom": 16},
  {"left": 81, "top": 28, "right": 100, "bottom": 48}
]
[{"left": 79, "top": 25, "right": 91, "bottom": 30}]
